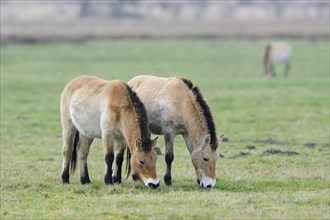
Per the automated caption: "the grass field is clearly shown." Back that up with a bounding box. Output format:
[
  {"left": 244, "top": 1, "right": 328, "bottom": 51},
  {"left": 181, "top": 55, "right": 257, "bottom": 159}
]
[{"left": 1, "top": 38, "right": 329, "bottom": 219}]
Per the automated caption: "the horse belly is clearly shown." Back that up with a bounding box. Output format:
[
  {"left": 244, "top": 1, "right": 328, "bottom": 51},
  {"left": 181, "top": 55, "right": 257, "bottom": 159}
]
[
  {"left": 148, "top": 120, "right": 164, "bottom": 135},
  {"left": 273, "top": 51, "right": 290, "bottom": 63},
  {"left": 70, "top": 105, "right": 102, "bottom": 138}
]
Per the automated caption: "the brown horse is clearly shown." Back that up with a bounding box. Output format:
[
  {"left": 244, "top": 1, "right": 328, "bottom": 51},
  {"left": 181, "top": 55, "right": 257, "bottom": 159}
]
[
  {"left": 61, "top": 76, "right": 159, "bottom": 188},
  {"left": 128, "top": 75, "right": 224, "bottom": 188},
  {"left": 264, "top": 42, "right": 292, "bottom": 77}
]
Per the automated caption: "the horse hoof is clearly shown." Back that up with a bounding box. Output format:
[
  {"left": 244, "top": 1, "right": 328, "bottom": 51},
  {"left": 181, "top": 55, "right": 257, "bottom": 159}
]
[
  {"left": 81, "top": 178, "right": 91, "bottom": 185},
  {"left": 104, "top": 175, "right": 113, "bottom": 185},
  {"left": 132, "top": 174, "right": 139, "bottom": 181},
  {"left": 81, "top": 181, "right": 91, "bottom": 185},
  {"left": 164, "top": 175, "right": 172, "bottom": 186},
  {"left": 113, "top": 176, "right": 122, "bottom": 184}
]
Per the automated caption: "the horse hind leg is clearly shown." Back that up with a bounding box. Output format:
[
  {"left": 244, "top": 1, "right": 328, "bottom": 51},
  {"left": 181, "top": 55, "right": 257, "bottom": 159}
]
[
  {"left": 61, "top": 122, "right": 77, "bottom": 184},
  {"left": 164, "top": 132, "right": 175, "bottom": 186},
  {"left": 77, "top": 135, "right": 93, "bottom": 184}
]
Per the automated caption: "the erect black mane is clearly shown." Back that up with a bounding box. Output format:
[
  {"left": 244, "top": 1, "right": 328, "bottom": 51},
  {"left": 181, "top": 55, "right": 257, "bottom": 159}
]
[
  {"left": 125, "top": 84, "right": 152, "bottom": 151},
  {"left": 180, "top": 77, "right": 193, "bottom": 89},
  {"left": 180, "top": 78, "right": 218, "bottom": 150}
]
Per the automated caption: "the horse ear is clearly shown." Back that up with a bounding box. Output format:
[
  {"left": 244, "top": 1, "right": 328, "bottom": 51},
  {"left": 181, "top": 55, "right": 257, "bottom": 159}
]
[
  {"left": 218, "top": 134, "right": 225, "bottom": 144},
  {"left": 136, "top": 138, "right": 142, "bottom": 150},
  {"left": 153, "top": 146, "right": 162, "bottom": 155},
  {"left": 151, "top": 136, "right": 158, "bottom": 146},
  {"left": 202, "top": 134, "right": 211, "bottom": 150}
]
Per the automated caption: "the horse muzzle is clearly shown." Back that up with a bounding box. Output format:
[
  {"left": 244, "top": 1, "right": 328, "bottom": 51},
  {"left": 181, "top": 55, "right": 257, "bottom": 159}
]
[
  {"left": 198, "top": 177, "right": 216, "bottom": 189},
  {"left": 144, "top": 178, "right": 160, "bottom": 189}
]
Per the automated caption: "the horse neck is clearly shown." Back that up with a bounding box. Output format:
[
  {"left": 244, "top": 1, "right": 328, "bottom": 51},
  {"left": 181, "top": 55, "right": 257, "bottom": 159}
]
[
  {"left": 183, "top": 97, "right": 208, "bottom": 148},
  {"left": 120, "top": 109, "right": 141, "bottom": 154}
]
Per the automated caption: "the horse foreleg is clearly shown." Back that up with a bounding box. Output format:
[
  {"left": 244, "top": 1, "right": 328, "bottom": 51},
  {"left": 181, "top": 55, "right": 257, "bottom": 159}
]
[
  {"left": 112, "top": 144, "right": 125, "bottom": 184},
  {"left": 164, "top": 132, "right": 175, "bottom": 186},
  {"left": 103, "top": 133, "right": 114, "bottom": 185},
  {"left": 77, "top": 135, "right": 93, "bottom": 184}
]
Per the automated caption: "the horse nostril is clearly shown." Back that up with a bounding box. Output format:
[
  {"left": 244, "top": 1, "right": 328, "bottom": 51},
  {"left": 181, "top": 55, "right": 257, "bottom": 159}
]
[
  {"left": 200, "top": 183, "right": 212, "bottom": 188},
  {"left": 148, "top": 182, "right": 159, "bottom": 189},
  {"left": 197, "top": 179, "right": 200, "bottom": 185}
]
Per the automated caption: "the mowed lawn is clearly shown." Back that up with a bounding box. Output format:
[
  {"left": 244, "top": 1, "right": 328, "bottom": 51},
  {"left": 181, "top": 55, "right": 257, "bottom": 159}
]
[{"left": 1, "top": 38, "right": 329, "bottom": 219}]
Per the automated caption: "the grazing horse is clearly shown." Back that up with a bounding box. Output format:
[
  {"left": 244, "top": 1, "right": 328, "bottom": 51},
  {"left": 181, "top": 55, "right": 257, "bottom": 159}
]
[
  {"left": 128, "top": 75, "right": 224, "bottom": 188},
  {"left": 60, "top": 76, "right": 159, "bottom": 188},
  {"left": 263, "top": 42, "right": 292, "bottom": 77}
]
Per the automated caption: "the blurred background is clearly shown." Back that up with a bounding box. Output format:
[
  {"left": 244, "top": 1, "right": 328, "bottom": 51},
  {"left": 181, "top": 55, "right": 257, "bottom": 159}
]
[{"left": 1, "top": 0, "right": 329, "bottom": 43}]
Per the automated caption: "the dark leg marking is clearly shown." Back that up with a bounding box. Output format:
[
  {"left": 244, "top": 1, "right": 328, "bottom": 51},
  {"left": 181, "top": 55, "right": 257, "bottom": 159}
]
[
  {"left": 164, "top": 153, "right": 174, "bottom": 186},
  {"left": 80, "top": 163, "right": 91, "bottom": 184},
  {"left": 61, "top": 165, "right": 70, "bottom": 184},
  {"left": 113, "top": 154, "right": 124, "bottom": 184},
  {"left": 104, "top": 153, "right": 114, "bottom": 185},
  {"left": 164, "top": 133, "right": 175, "bottom": 186}
]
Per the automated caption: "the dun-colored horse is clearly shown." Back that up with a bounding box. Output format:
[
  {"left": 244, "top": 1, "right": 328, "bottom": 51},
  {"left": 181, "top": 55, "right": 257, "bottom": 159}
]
[
  {"left": 128, "top": 75, "right": 224, "bottom": 188},
  {"left": 263, "top": 42, "right": 292, "bottom": 77},
  {"left": 61, "top": 76, "right": 159, "bottom": 188}
]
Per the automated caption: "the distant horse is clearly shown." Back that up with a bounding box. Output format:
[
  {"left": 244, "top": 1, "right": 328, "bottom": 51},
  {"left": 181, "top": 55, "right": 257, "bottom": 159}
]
[
  {"left": 128, "top": 75, "right": 224, "bottom": 188},
  {"left": 263, "top": 42, "right": 292, "bottom": 77},
  {"left": 60, "top": 76, "right": 159, "bottom": 188}
]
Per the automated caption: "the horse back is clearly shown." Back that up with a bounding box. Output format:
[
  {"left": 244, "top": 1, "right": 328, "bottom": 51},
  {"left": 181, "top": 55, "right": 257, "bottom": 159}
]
[
  {"left": 128, "top": 75, "right": 191, "bottom": 110},
  {"left": 128, "top": 75, "right": 193, "bottom": 134}
]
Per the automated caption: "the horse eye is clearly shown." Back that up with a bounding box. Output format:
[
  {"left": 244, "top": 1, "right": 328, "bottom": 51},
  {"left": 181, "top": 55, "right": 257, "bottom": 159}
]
[
  {"left": 139, "top": 160, "right": 145, "bottom": 165},
  {"left": 203, "top": 157, "right": 209, "bottom": 162}
]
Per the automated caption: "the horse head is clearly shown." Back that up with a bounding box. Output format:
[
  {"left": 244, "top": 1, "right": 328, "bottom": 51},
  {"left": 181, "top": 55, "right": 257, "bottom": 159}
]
[
  {"left": 191, "top": 134, "right": 224, "bottom": 188},
  {"left": 131, "top": 137, "right": 159, "bottom": 188}
]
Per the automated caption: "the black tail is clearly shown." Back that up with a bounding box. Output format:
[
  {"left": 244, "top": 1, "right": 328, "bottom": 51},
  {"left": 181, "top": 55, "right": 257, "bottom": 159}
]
[
  {"left": 124, "top": 147, "right": 132, "bottom": 181},
  {"left": 70, "top": 131, "right": 79, "bottom": 174}
]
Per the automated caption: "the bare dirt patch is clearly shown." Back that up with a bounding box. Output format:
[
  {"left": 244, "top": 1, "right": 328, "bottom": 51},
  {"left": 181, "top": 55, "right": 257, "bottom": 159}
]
[
  {"left": 304, "top": 143, "right": 316, "bottom": 149},
  {"left": 263, "top": 148, "right": 300, "bottom": 156},
  {"left": 246, "top": 145, "right": 256, "bottom": 150}
]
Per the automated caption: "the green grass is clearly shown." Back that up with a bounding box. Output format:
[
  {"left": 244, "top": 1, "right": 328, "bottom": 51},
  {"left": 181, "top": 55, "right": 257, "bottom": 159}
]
[{"left": 1, "top": 38, "right": 329, "bottom": 219}]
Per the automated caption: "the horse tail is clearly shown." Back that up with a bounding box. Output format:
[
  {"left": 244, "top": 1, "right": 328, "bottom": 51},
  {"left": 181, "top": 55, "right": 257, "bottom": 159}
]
[
  {"left": 123, "top": 147, "right": 132, "bottom": 181},
  {"left": 70, "top": 131, "right": 79, "bottom": 174},
  {"left": 264, "top": 44, "right": 271, "bottom": 66}
]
